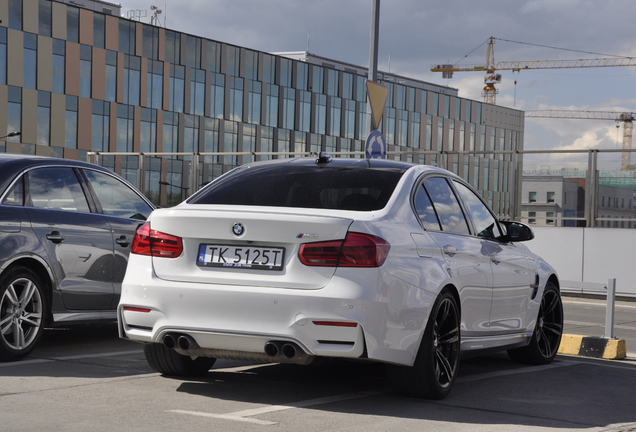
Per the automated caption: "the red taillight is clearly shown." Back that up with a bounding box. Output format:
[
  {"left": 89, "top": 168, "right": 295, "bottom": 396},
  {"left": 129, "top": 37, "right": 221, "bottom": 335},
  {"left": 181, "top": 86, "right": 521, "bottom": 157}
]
[
  {"left": 131, "top": 222, "right": 183, "bottom": 258},
  {"left": 298, "top": 233, "right": 390, "bottom": 268},
  {"left": 123, "top": 306, "right": 151, "bottom": 313}
]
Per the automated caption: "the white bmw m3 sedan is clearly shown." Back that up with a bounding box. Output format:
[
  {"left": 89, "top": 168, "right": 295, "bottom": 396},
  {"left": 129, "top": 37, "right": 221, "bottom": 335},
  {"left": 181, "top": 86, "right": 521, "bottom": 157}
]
[{"left": 118, "top": 155, "right": 563, "bottom": 399}]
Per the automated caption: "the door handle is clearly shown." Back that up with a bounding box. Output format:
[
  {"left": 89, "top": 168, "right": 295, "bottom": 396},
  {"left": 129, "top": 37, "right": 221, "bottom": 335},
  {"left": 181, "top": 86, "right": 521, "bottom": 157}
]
[
  {"left": 46, "top": 231, "right": 65, "bottom": 244},
  {"left": 443, "top": 245, "right": 458, "bottom": 256},
  {"left": 115, "top": 235, "right": 130, "bottom": 247}
]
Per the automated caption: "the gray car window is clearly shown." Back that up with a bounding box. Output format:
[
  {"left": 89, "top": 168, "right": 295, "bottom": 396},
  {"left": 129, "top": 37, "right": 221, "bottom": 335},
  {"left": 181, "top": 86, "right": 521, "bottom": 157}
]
[
  {"left": 423, "top": 177, "right": 470, "bottom": 235},
  {"left": 27, "top": 167, "right": 90, "bottom": 212},
  {"left": 83, "top": 169, "right": 152, "bottom": 220},
  {"left": 453, "top": 180, "right": 502, "bottom": 240},
  {"left": 414, "top": 184, "right": 441, "bottom": 230}
]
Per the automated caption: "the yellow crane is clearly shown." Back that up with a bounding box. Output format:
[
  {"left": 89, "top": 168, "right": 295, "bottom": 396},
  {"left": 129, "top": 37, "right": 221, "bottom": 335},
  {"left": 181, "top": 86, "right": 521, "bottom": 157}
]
[
  {"left": 431, "top": 37, "right": 636, "bottom": 105},
  {"left": 525, "top": 110, "right": 635, "bottom": 170}
]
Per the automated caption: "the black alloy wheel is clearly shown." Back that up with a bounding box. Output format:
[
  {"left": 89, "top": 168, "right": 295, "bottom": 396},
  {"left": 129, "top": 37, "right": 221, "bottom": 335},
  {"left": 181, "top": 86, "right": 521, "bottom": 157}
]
[
  {"left": 388, "top": 290, "right": 460, "bottom": 399},
  {"left": 508, "top": 281, "right": 563, "bottom": 365}
]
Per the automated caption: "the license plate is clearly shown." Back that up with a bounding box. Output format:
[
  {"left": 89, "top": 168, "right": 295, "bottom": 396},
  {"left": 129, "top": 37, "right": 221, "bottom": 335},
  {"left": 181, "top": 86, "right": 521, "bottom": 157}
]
[{"left": 196, "top": 244, "right": 285, "bottom": 270}]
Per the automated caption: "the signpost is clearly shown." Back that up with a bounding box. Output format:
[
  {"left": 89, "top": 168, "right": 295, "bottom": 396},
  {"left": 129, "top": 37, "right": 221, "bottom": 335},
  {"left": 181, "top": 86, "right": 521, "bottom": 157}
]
[{"left": 365, "top": 130, "right": 386, "bottom": 159}]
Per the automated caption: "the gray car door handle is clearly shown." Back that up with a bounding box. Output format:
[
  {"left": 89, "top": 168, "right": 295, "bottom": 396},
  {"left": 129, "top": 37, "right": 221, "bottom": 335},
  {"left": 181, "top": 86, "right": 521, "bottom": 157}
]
[
  {"left": 46, "top": 231, "right": 65, "bottom": 243},
  {"left": 115, "top": 235, "right": 130, "bottom": 247},
  {"left": 443, "top": 245, "right": 458, "bottom": 256}
]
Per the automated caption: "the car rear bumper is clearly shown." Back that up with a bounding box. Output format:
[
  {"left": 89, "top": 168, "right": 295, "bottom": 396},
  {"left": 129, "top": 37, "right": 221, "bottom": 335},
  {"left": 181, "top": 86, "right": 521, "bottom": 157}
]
[{"left": 118, "top": 255, "right": 436, "bottom": 366}]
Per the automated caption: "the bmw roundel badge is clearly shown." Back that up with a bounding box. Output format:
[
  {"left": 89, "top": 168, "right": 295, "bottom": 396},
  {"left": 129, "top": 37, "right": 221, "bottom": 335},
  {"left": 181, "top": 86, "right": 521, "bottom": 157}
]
[{"left": 232, "top": 222, "right": 245, "bottom": 236}]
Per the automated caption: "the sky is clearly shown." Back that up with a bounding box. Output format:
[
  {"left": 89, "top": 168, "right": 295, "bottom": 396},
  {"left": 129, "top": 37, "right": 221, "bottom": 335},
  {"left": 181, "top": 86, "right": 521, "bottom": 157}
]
[{"left": 120, "top": 0, "right": 636, "bottom": 172}]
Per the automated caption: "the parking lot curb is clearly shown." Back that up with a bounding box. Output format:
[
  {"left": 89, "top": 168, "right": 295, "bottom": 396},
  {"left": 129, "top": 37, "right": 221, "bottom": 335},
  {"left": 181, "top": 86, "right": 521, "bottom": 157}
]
[{"left": 558, "top": 334, "right": 627, "bottom": 360}]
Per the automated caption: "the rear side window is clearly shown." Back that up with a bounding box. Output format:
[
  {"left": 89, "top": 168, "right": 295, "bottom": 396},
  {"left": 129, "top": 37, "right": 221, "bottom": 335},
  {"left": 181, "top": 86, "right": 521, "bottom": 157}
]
[
  {"left": 27, "top": 167, "right": 90, "bottom": 212},
  {"left": 83, "top": 169, "right": 153, "bottom": 220},
  {"left": 419, "top": 177, "right": 470, "bottom": 235},
  {"left": 188, "top": 164, "right": 405, "bottom": 210}
]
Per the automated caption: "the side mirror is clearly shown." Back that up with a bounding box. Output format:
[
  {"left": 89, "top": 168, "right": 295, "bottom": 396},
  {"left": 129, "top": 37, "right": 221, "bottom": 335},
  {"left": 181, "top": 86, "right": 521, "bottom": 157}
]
[{"left": 499, "top": 221, "right": 534, "bottom": 242}]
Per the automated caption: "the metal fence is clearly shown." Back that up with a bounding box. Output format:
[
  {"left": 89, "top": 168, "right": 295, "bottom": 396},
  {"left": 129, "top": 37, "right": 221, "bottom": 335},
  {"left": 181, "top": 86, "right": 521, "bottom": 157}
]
[{"left": 86, "top": 148, "right": 636, "bottom": 228}]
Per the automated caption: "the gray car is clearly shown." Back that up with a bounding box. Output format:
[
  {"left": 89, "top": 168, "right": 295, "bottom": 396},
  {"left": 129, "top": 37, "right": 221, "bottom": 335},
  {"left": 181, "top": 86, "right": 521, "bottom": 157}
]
[{"left": 0, "top": 154, "right": 154, "bottom": 361}]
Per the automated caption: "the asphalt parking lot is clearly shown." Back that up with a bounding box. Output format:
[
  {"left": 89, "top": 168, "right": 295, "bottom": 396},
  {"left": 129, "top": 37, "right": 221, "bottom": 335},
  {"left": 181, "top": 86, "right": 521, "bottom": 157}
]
[{"left": 1, "top": 298, "right": 635, "bottom": 432}]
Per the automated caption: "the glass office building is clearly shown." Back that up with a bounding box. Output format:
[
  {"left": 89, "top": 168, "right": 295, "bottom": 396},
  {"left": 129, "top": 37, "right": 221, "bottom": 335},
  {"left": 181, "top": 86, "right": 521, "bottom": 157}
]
[{"left": 0, "top": 0, "right": 525, "bottom": 213}]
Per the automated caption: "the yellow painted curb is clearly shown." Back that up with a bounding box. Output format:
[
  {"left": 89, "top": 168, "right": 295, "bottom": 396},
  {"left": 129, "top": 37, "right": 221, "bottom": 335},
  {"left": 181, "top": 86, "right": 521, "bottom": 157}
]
[{"left": 558, "top": 334, "right": 627, "bottom": 360}]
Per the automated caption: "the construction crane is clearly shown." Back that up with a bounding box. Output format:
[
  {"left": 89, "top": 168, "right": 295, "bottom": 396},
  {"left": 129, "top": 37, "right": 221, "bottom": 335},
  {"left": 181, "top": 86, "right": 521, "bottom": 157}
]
[
  {"left": 431, "top": 37, "right": 636, "bottom": 105},
  {"left": 525, "top": 110, "right": 635, "bottom": 170}
]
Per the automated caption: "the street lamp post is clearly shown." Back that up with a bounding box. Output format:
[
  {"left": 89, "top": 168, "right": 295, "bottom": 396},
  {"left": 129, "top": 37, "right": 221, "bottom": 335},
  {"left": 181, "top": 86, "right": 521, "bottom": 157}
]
[{"left": 0, "top": 131, "right": 21, "bottom": 140}]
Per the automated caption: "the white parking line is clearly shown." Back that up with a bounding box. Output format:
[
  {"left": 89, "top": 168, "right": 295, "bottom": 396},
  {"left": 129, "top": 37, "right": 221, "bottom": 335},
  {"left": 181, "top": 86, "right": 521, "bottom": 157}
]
[
  {"left": 0, "top": 349, "right": 141, "bottom": 367},
  {"left": 169, "top": 390, "right": 386, "bottom": 425},
  {"left": 565, "top": 319, "right": 636, "bottom": 331},
  {"left": 563, "top": 300, "right": 636, "bottom": 310}
]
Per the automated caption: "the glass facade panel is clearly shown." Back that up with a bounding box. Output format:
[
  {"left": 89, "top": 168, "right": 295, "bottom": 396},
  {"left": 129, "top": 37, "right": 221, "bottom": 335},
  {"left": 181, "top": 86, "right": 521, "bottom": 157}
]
[
  {"left": 94, "top": 14, "right": 105, "bottom": 49},
  {"left": 39, "top": 0, "right": 52, "bottom": 37},
  {"left": 123, "top": 55, "right": 141, "bottom": 106},
  {"left": 37, "top": 91, "right": 50, "bottom": 146},
  {"left": 105, "top": 50, "right": 117, "bottom": 102},
  {"left": 282, "top": 87, "right": 295, "bottom": 130},
  {"left": 9, "top": 0, "right": 22, "bottom": 31},
  {"left": 163, "top": 111, "right": 178, "bottom": 153},
  {"left": 190, "top": 68, "right": 205, "bottom": 116},
  {"left": 210, "top": 72, "right": 225, "bottom": 119},
  {"left": 91, "top": 100, "right": 110, "bottom": 152},
  {"left": 80, "top": 44, "right": 92, "bottom": 98},
  {"left": 0, "top": 28, "right": 7, "bottom": 85},
  {"left": 296, "top": 62, "right": 308, "bottom": 91},
  {"left": 262, "top": 54, "right": 275, "bottom": 84},
  {"left": 226, "top": 45, "right": 240, "bottom": 77},
  {"left": 23, "top": 33, "right": 37, "bottom": 90},
  {"left": 140, "top": 108, "right": 156, "bottom": 153},
  {"left": 67, "top": 7, "right": 79, "bottom": 43},
  {"left": 119, "top": 21, "right": 135, "bottom": 54},
  {"left": 65, "top": 96, "right": 78, "bottom": 149},
  {"left": 147, "top": 60, "right": 163, "bottom": 109},
  {"left": 143, "top": 25, "right": 159, "bottom": 60},
  {"left": 279, "top": 58, "right": 292, "bottom": 87},
  {"left": 206, "top": 41, "right": 220, "bottom": 72},
  {"left": 265, "top": 84, "right": 278, "bottom": 127},
  {"left": 248, "top": 80, "right": 261, "bottom": 124},
  {"left": 329, "top": 97, "right": 341, "bottom": 136},
  {"left": 185, "top": 35, "right": 201, "bottom": 69},
  {"left": 314, "top": 94, "right": 326, "bottom": 134},
  {"left": 165, "top": 31, "right": 180, "bottom": 64},
  {"left": 116, "top": 104, "right": 134, "bottom": 152},
  {"left": 169, "top": 64, "right": 185, "bottom": 112},
  {"left": 229, "top": 76, "right": 243, "bottom": 122},
  {"left": 244, "top": 50, "right": 258, "bottom": 80}
]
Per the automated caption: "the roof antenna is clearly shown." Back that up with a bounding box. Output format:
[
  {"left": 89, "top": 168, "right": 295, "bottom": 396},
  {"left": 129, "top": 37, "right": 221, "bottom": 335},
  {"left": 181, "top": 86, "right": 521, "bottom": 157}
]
[
  {"left": 307, "top": 31, "right": 310, "bottom": 53},
  {"left": 315, "top": 151, "right": 332, "bottom": 164}
]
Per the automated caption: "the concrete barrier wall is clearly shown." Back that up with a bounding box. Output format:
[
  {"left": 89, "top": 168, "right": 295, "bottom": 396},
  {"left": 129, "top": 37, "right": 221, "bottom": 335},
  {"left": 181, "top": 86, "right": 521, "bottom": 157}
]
[{"left": 526, "top": 227, "right": 636, "bottom": 296}]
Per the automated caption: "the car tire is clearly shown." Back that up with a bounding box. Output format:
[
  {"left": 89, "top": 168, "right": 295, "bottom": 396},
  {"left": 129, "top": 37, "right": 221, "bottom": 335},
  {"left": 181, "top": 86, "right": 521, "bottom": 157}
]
[
  {"left": 387, "top": 289, "right": 461, "bottom": 399},
  {"left": 0, "top": 266, "right": 47, "bottom": 362},
  {"left": 508, "top": 281, "right": 563, "bottom": 365},
  {"left": 143, "top": 343, "right": 216, "bottom": 377}
]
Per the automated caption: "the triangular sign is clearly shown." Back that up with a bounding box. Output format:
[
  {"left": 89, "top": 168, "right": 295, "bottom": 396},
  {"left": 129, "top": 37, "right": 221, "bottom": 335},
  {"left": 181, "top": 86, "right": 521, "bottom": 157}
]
[{"left": 366, "top": 80, "right": 389, "bottom": 131}]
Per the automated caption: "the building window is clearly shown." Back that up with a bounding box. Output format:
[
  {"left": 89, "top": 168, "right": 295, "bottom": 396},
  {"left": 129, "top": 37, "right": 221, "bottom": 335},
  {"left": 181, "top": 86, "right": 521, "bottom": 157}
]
[
  {"left": 314, "top": 94, "right": 326, "bottom": 134},
  {"left": 23, "top": 33, "right": 37, "bottom": 90},
  {"left": 265, "top": 84, "right": 278, "bottom": 128},
  {"left": 65, "top": 96, "right": 78, "bottom": 149},
  {"left": 448, "top": 119, "right": 455, "bottom": 152},
  {"left": 328, "top": 97, "right": 341, "bottom": 136},
  {"left": 528, "top": 211, "right": 536, "bottom": 224},
  {"left": 147, "top": 60, "right": 163, "bottom": 110},
  {"left": 355, "top": 75, "right": 366, "bottom": 102},
  {"left": 223, "top": 121, "right": 238, "bottom": 166},
  {"left": 279, "top": 58, "right": 292, "bottom": 87},
  {"left": 119, "top": 21, "right": 135, "bottom": 55},
  {"left": 297, "top": 62, "right": 308, "bottom": 91},
  {"left": 343, "top": 99, "right": 355, "bottom": 139},
  {"left": 142, "top": 25, "right": 159, "bottom": 60},
  {"left": 260, "top": 126, "right": 272, "bottom": 161},
  {"left": 244, "top": 50, "right": 258, "bottom": 80},
  {"left": 7, "top": 87, "right": 22, "bottom": 140},
  {"left": 190, "top": 69, "right": 205, "bottom": 116},
  {"left": 210, "top": 72, "right": 225, "bottom": 119},
  {"left": 94, "top": 14, "right": 105, "bottom": 49},
  {"left": 529, "top": 191, "right": 537, "bottom": 203},
  {"left": 169, "top": 65, "right": 185, "bottom": 112},
  {"left": 206, "top": 41, "right": 221, "bottom": 73},
  {"left": 225, "top": 76, "right": 243, "bottom": 122},
  {"left": 8, "top": 0, "right": 22, "bottom": 30},
  {"left": 39, "top": 0, "right": 52, "bottom": 37},
  {"left": 204, "top": 117, "right": 219, "bottom": 154},
  {"left": 263, "top": 54, "right": 275, "bottom": 84},
  {"left": 283, "top": 87, "right": 298, "bottom": 130},
  {"left": 67, "top": 7, "right": 79, "bottom": 43},
  {"left": 37, "top": 91, "right": 51, "bottom": 146},
  {"left": 185, "top": 35, "right": 201, "bottom": 69},
  {"left": 546, "top": 211, "right": 554, "bottom": 225},
  {"left": 116, "top": 104, "right": 134, "bottom": 152},
  {"left": 105, "top": 50, "right": 117, "bottom": 102},
  {"left": 183, "top": 114, "right": 199, "bottom": 153},
  {"left": 80, "top": 45, "right": 92, "bottom": 98},
  {"left": 91, "top": 100, "right": 110, "bottom": 152},
  {"left": 123, "top": 55, "right": 140, "bottom": 106},
  {"left": 437, "top": 117, "right": 443, "bottom": 150},
  {"left": 165, "top": 31, "right": 180, "bottom": 64},
  {"left": 397, "top": 110, "right": 408, "bottom": 147},
  {"left": 278, "top": 129, "right": 291, "bottom": 154},
  {"left": 247, "top": 80, "right": 262, "bottom": 125},
  {"left": 326, "top": 69, "right": 338, "bottom": 97},
  {"left": 547, "top": 191, "right": 555, "bottom": 203},
  {"left": 163, "top": 111, "right": 178, "bottom": 153},
  {"left": 311, "top": 65, "right": 323, "bottom": 93},
  {"left": 139, "top": 108, "right": 156, "bottom": 153},
  {"left": 357, "top": 101, "right": 367, "bottom": 139},
  {"left": 409, "top": 112, "right": 420, "bottom": 149},
  {"left": 226, "top": 45, "right": 240, "bottom": 77},
  {"left": 241, "top": 124, "right": 256, "bottom": 165},
  {"left": 0, "top": 28, "right": 7, "bottom": 85}
]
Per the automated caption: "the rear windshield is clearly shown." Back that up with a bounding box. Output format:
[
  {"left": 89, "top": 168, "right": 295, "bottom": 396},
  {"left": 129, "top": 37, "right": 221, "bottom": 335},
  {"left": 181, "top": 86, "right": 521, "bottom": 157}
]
[{"left": 188, "top": 164, "right": 406, "bottom": 210}]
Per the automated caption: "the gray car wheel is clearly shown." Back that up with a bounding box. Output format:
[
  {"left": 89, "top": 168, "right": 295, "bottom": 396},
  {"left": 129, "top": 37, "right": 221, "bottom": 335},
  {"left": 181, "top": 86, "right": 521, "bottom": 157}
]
[{"left": 0, "top": 266, "right": 46, "bottom": 362}]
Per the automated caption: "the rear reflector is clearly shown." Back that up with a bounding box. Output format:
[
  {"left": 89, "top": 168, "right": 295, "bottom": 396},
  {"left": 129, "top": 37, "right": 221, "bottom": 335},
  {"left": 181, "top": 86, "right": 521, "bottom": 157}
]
[
  {"left": 123, "top": 306, "right": 151, "bottom": 313},
  {"left": 313, "top": 321, "right": 358, "bottom": 327},
  {"left": 299, "top": 232, "right": 390, "bottom": 267},
  {"left": 131, "top": 222, "right": 183, "bottom": 258}
]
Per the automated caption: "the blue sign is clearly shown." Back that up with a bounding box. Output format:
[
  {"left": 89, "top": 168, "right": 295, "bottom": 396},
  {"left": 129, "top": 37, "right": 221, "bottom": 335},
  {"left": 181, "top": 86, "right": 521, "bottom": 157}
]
[{"left": 365, "top": 130, "right": 386, "bottom": 159}]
